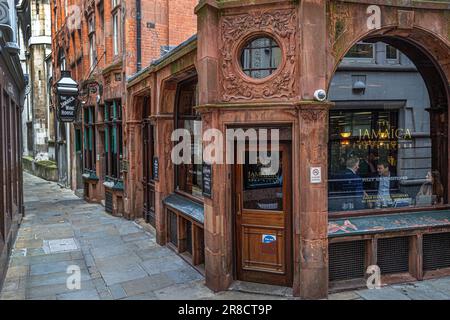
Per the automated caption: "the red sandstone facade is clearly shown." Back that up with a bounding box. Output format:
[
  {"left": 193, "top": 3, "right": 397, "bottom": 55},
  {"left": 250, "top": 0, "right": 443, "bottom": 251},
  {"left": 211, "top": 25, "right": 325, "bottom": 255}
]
[{"left": 124, "top": 0, "right": 450, "bottom": 299}]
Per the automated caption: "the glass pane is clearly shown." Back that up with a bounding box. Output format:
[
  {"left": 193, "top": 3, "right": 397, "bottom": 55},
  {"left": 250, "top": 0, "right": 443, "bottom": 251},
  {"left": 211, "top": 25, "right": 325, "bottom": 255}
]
[
  {"left": 345, "top": 43, "right": 374, "bottom": 59},
  {"left": 328, "top": 109, "right": 441, "bottom": 213},
  {"left": 386, "top": 45, "right": 398, "bottom": 60},
  {"left": 240, "top": 36, "right": 280, "bottom": 79},
  {"left": 243, "top": 151, "right": 283, "bottom": 211}
]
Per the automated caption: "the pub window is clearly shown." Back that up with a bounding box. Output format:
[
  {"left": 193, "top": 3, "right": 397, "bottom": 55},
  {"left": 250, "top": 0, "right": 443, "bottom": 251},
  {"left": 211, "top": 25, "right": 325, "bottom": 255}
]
[
  {"left": 175, "top": 78, "right": 203, "bottom": 199},
  {"left": 344, "top": 42, "right": 375, "bottom": 61},
  {"left": 104, "top": 100, "right": 123, "bottom": 180},
  {"left": 240, "top": 36, "right": 281, "bottom": 79},
  {"left": 328, "top": 107, "right": 446, "bottom": 214},
  {"left": 83, "top": 106, "right": 96, "bottom": 173}
]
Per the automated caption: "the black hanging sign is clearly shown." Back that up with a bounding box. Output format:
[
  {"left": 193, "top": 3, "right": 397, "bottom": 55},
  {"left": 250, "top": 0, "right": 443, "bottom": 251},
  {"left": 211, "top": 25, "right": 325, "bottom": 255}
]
[
  {"left": 58, "top": 94, "right": 78, "bottom": 122},
  {"left": 202, "top": 163, "right": 212, "bottom": 198}
]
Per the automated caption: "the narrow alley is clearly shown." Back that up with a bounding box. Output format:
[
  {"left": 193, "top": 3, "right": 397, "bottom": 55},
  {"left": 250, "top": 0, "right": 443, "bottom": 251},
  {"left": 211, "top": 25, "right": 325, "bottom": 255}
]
[
  {"left": 0, "top": 173, "right": 291, "bottom": 300},
  {"left": 2, "top": 173, "right": 450, "bottom": 300}
]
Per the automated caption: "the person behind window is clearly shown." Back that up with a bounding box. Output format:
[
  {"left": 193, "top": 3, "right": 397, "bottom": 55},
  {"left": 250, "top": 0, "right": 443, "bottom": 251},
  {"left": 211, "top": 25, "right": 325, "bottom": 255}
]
[
  {"left": 339, "top": 157, "right": 366, "bottom": 210},
  {"left": 375, "top": 161, "right": 394, "bottom": 208},
  {"left": 359, "top": 152, "right": 377, "bottom": 177},
  {"left": 416, "top": 170, "right": 444, "bottom": 206}
]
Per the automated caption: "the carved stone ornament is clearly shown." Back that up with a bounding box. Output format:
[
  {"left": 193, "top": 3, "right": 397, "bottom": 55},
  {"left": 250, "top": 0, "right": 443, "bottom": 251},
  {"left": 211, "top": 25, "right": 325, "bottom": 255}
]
[
  {"left": 220, "top": 9, "right": 297, "bottom": 102},
  {"left": 300, "top": 109, "right": 327, "bottom": 123}
]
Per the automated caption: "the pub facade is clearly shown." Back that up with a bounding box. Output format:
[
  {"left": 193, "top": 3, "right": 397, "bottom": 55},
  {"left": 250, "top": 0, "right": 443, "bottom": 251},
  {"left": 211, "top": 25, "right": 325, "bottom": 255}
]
[{"left": 124, "top": 0, "right": 450, "bottom": 299}]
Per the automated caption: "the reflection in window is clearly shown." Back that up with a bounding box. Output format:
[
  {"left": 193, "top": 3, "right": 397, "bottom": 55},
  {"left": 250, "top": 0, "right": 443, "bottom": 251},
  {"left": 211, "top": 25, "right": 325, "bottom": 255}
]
[
  {"left": 240, "top": 37, "right": 281, "bottom": 79},
  {"left": 243, "top": 151, "right": 283, "bottom": 211},
  {"left": 386, "top": 45, "right": 399, "bottom": 61},
  {"left": 345, "top": 42, "right": 374, "bottom": 60},
  {"left": 328, "top": 108, "right": 444, "bottom": 213},
  {"left": 175, "top": 78, "right": 203, "bottom": 198}
]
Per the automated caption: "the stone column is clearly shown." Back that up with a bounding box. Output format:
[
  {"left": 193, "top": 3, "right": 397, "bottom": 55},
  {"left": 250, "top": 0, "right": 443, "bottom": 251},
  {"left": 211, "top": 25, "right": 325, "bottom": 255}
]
[
  {"left": 296, "top": 103, "right": 331, "bottom": 299},
  {"left": 154, "top": 115, "right": 174, "bottom": 245}
]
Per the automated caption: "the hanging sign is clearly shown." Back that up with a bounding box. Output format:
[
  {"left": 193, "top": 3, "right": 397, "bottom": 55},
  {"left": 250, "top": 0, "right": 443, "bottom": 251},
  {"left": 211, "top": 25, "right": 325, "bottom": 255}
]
[{"left": 58, "top": 94, "right": 78, "bottom": 122}]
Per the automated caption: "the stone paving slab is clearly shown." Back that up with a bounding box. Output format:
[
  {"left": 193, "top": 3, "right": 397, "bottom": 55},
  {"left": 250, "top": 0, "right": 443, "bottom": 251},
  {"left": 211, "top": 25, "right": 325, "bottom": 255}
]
[{"left": 2, "top": 172, "right": 450, "bottom": 300}]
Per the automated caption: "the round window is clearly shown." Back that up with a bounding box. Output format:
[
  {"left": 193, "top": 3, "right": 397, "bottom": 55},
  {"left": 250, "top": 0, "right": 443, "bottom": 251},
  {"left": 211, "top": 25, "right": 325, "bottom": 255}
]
[{"left": 240, "top": 36, "right": 281, "bottom": 79}]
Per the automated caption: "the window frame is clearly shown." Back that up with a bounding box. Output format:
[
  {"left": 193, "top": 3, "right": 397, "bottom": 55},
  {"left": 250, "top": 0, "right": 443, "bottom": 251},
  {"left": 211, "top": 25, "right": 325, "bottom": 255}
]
[
  {"left": 104, "top": 100, "right": 123, "bottom": 181},
  {"left": 239, "top": 36, "right": 281, "bottom": 80},
  {"left": 174, "top": 77, "right": 203, "bottom": 203},
  {"left": 328, "top": 103, "right": 449, "bottom": 218},
  {"left": 343, "top": 42, "right": 376, "bottom": 64},
  {"left": 112, "top": 8, "right": 120, "bottom": 56},
  {"left": 83, "top": 105, "right": 97, "bottom": 173}
]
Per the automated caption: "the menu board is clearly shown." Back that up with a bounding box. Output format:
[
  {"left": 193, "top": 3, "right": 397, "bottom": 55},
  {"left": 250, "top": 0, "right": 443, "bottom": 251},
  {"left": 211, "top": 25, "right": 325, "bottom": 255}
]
[
  {"left": 202, "top": 163, "right": 212, "bottom": 198},
  {"left": 152, "top": 157, "right": 159, "bottom": 181}
]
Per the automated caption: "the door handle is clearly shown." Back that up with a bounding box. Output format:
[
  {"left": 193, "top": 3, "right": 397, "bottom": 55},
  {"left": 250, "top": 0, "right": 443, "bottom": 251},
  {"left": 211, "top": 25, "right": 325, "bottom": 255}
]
[{"left": 237, "top": 193, "right": 242, "bottom": 216}]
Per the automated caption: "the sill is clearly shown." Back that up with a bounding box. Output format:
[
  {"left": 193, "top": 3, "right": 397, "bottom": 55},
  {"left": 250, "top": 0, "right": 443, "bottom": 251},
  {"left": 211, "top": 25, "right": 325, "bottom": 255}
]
[
  {"left": 174, "top": 189, "right": 204, "bottom": 205},
  {"left": 328, "top": 204, "right": 450, "bottom": 219}
]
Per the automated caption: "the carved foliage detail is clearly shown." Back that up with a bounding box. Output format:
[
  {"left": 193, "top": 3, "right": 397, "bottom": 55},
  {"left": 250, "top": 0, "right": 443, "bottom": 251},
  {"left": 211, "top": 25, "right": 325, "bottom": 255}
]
[{"left": 220, "top": 10, "right": 297, "bottom": 102}]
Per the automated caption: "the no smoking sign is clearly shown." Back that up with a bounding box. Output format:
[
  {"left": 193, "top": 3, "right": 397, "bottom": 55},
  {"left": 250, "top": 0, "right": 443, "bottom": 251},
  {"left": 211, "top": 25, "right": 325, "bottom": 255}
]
[{"left": 310, "top": 167, "right": 322, "bottom": 184}]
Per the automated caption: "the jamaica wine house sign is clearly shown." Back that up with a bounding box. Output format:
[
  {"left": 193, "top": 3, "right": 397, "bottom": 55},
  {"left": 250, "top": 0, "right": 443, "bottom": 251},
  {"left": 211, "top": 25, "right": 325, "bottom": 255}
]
[{"left": 56, "top": 71, "right": 79, "bottom": 123}]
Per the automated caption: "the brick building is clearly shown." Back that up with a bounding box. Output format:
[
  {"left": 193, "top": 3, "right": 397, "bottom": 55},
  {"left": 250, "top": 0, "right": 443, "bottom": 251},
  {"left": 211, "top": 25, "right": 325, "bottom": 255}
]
[
  {"left": 124, "top": 0, "right": 450, "bottom": 299},
  {"left": 50, "top": 0, "right": 197, "bottom": 205}
]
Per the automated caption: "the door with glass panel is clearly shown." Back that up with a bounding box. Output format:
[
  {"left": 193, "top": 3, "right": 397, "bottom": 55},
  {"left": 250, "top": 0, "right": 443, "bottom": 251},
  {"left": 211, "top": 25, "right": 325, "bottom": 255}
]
[{"left": 235, "top": 143, "right": 292, "bottom": 286}]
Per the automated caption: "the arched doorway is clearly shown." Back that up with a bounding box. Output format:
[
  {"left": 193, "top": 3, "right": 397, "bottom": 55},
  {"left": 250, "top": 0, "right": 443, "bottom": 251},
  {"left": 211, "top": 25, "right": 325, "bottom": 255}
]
[{"left": 327, "top": 29, "right": 450, "bottom": 291}]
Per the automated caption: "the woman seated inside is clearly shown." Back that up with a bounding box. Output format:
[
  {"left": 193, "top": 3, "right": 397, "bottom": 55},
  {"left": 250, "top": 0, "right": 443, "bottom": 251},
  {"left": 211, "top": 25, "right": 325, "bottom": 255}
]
[{"left": 416, "top": 170, "right": 444, "bottom": 206}]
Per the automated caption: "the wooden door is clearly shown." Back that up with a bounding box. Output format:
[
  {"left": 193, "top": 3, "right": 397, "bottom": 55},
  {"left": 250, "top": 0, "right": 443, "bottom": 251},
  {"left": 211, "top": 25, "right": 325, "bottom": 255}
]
[
  {"left": 142, "top": 119, "right": 156, "bottom": 226},
  {"left": 235, "top": 143, "right": 293, "bottom": 286}
]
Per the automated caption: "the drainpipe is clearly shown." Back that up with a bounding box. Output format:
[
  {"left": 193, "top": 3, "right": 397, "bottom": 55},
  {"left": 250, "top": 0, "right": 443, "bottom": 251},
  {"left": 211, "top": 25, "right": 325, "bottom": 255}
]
[{"left": 136, "top": 0, "right": 142, "bottom": 71}]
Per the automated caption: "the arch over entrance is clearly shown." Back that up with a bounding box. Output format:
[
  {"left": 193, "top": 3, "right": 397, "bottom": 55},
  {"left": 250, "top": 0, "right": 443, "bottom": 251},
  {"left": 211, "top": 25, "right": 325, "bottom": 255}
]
[{"left": 328, "top": 27, "right": 450, "bottom": 207}]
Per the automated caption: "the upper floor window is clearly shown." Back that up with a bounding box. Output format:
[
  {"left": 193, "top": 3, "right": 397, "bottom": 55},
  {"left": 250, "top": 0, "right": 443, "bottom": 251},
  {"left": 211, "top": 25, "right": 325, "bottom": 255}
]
[
  {"left": 386, "top": 44, "right": 399, "bottom": 62},
  {"left": 104, "top": 101, "right": 123, "bottom": 180},
  {"left": 88, "top": 16, "right": 96, "bottom": 68},
  {"left": 240, "top": 36, "right": 281, "bottom": 79},
  {"left": 83, "top": 106, "right": 96, "bottom": 173},
  {"left": 112, "top": 10, "right": 120, "bottom": 56},
  {"left": 344, "top": 42, "right": 375, "bottom": 62}
]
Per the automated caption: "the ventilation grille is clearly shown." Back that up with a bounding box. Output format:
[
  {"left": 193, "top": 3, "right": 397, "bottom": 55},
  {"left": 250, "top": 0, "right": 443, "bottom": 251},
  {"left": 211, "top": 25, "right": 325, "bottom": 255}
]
[
  {"left": 329, "top": 240, "right": 366, "bottom": 282},
  {"left": 424, "top": 233, "right": 450, "bottom": 271},
  {"left": 377, "top": 237, "right": 410, "bottom": 275},
  {"left": 105, "top": 191, "right": 113, "bottom": 213}
]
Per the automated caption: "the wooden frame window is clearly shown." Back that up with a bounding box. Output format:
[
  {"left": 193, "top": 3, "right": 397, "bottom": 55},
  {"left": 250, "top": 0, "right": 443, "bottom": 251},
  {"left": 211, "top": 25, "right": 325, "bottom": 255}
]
[
  {"left": 104, "top": 100, "right": 123, "bottom": 180},
  {"left": 174, "top": 77, "right": 203, "bottom": 200},
  {"left": 83, "top": 106, "right": 96, "bottom": 173}
]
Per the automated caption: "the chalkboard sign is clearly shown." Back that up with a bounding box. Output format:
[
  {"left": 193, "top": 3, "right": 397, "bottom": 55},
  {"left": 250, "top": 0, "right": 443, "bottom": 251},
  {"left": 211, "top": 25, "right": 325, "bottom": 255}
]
[
  {"left": 152, "top": 157, "right": 159, "bottom": 181},
  {"left": 202, "top": 163, "right": 212, "bottom": 198}
]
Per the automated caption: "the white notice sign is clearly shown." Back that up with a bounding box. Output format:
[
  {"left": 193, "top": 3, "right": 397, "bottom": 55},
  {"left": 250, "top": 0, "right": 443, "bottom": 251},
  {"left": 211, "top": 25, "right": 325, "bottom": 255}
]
[{"left": 310, "top": 167, "right": 322, "bottom": 184}]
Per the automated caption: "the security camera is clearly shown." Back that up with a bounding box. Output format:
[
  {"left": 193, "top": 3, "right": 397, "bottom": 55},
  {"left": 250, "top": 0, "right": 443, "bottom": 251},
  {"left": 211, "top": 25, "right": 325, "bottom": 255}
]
[{"left": 313, "top": 89, "right": 327, "bottom": 102}]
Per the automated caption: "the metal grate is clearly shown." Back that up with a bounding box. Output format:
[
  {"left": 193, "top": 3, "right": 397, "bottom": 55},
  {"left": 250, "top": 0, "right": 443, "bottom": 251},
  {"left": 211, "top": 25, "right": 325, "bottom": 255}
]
[
  {"left": 105, "top": 191, "right": 113, "bottom": 213},
  {"left": 377, "top": 237, "right": 409, "bottom": 275},
  {"left": 424, "top": 233, "right": 450, "bottom": 271},
  {"left": 329, "top": 240, "right": 366, "bottom": 281}
]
